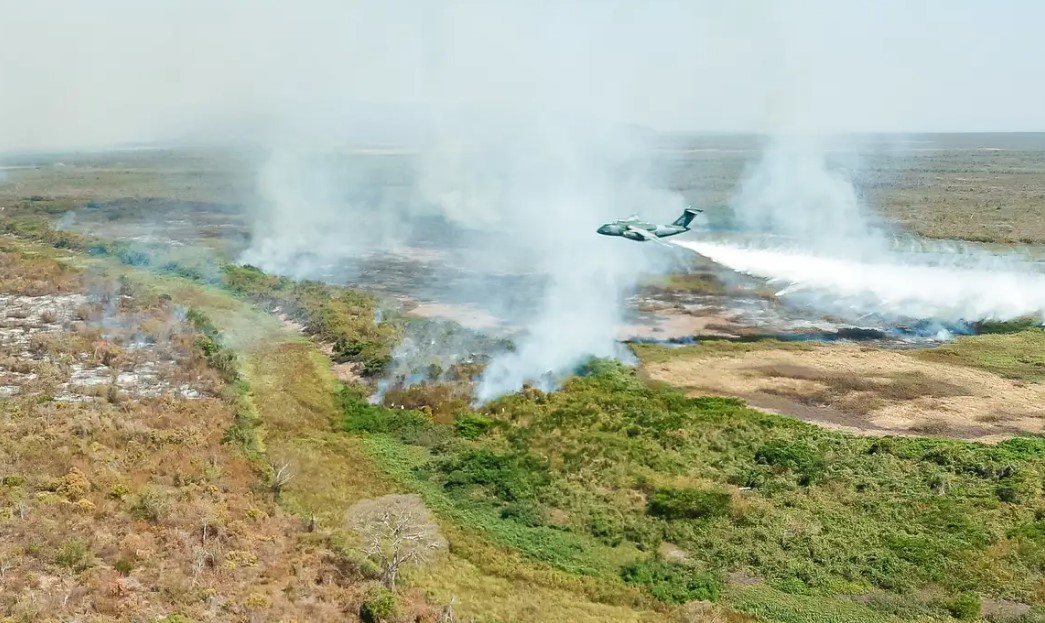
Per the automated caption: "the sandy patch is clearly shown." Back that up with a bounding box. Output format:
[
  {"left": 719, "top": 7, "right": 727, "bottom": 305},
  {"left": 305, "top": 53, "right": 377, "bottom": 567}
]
[{"left": 644, "top": 344, "right": 1045, "bottom": 441}]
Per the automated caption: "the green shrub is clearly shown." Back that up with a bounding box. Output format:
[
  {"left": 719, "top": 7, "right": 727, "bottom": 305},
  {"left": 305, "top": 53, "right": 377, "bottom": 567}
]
[
  {"left": 343, "top": 396, "right": 442, "bottom": 446},
  {"left": 53, "top": 539, "right": 93, "bottom": 572},
  {"left": 114, "top": 558, "right": 134, "bottom": 576},
  {"left": 499, "top": 500, "right": 545, "bottom": 527},
  {"left": 647, "top": 487, "right": 731, "bottom": 520},
  {"left": 998, "top": 485, "right": 1022, "bottom": 504},
  {"left": 455, "top": 413, "right": 497, "bottom": 439},
  {"left": 585, "top": 510, "right": 625, "bottom": 546},
  {"left": 360, "top": 586, "right": 398, "bottom": 623},
  {"left": 441, "top": 449, "right": 547, "bottom": 502},
  {"left": 1, "top": 474, "right": 25, "bottom": 487},
  {"left": 755, "top": 439, "right": 827, "bottom": 484},
  {"left": 944, "top": 592, "right": 981, "bottom": 620},
  {"left": 620, "top": 559, "right": 722, "bottom": 604}
]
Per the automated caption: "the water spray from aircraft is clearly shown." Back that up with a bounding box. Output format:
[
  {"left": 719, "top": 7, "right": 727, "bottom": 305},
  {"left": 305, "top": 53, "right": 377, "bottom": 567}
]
[
  {"left": 668, "top": 137, "right": 1045, "bottom": 327},
  {"left": 672, "top": 239, "right": 1045, "bottom": 325}
]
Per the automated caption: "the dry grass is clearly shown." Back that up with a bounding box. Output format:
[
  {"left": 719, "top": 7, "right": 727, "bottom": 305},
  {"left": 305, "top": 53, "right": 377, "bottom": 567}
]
[
  {"left": 641, "top": 344, "right": 1045, "bottom": 440},
  {"left": 0, "top": 247, "right": 83, "bottom": 295},
  {"left": 0, "top": 250, "right": 397, "bottom": 622},
  {"left": 754, "top": 365, "right": 971, "bottom": 415}
]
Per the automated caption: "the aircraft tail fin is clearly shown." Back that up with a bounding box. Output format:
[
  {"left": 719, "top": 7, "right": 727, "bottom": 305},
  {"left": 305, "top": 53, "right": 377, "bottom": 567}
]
[{"left": 672, "top": 205, "right": 702, "bottom": 228}]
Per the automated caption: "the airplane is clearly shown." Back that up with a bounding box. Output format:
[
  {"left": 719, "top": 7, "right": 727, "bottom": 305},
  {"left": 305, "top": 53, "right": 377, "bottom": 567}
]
[{"left": 596, "top": 206, "right": 702, "bottom": 243}]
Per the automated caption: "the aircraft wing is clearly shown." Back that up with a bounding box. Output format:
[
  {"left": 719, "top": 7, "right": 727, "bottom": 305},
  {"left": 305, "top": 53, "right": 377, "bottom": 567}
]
[{"left": 626, "top": 225, "right": 673, "bottom": 247}]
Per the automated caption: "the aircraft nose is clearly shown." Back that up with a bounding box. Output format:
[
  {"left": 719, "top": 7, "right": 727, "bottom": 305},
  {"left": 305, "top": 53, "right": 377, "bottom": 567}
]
[{"left": 597, "top": 225, "right": 609, "bottom": 235}]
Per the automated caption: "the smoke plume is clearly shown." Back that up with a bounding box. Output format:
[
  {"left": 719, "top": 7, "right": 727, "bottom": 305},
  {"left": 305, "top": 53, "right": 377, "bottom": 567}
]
[
  {"left": 675, "top": 135, "right": 1045, "bottom": 326},
  {"left": 242, "top": 117, "right": 684, "bottom": 401}
]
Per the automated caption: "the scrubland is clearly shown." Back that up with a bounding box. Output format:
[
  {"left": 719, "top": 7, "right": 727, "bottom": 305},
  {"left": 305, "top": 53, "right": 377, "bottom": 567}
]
[{"left": 2, "top": 140, "right": 1045, "bottom": 622}]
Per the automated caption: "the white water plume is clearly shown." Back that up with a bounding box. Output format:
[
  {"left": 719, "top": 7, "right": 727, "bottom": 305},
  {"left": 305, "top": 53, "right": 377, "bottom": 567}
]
[
  {"left": 675, "top": 240, "right": 1045, "bottom": 324},
  {"left": 689, "top": 132, "right": 1045, "bottom": 327}
]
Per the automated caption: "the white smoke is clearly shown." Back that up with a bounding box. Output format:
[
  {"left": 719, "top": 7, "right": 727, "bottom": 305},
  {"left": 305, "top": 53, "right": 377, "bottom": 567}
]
[
  {"left": 242, "top": 116, "right": 684, "bottom": 401},
  {"left": 676, "top": 134, "right": 1045, "bottom": 326},
  {"left": 731, "top": 136, "right": 888, "bottom": 257}
]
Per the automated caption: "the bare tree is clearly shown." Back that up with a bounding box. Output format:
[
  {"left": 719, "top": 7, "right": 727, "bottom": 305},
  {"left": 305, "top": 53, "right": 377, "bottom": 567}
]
[
  {"left": 269, "top": 461, "right": 293, "bottom": 496},
  {"left": 439, "top": 596, "right": 458, "bottom": 623},
  {"left": 345, "top": 494, "right": 447, "bottom": 591}
]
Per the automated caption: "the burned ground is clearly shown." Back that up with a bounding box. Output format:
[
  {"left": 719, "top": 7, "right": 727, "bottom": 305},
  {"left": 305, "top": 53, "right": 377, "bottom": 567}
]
[{"left": 3, "top": 140, "right": 1045, "bottom": 623}]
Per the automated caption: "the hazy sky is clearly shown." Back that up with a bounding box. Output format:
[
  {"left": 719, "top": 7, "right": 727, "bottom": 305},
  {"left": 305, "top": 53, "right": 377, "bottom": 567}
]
[{"left": 1, "top": 0, "right": 1042, "bottom": 149}]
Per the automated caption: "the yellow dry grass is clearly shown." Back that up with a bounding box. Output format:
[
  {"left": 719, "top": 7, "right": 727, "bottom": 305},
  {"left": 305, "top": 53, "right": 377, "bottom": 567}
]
[{"left": 642, "top": 343, "right": 1045, "bottom": 441}]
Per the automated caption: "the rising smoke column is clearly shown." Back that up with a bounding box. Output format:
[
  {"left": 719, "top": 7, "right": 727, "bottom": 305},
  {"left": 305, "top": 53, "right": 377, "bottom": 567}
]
[
  {"left": 674, "top": 135, "right": 1045, "bottom": 325},
  {"left": 240, "top": 116, "right": 685, "bottom": 402},
  {"left": 731, "top": 136, "right": 888, "bottom": 257},
  {"left": 416, "top": 118, "right": 681, "bottom": 401}
]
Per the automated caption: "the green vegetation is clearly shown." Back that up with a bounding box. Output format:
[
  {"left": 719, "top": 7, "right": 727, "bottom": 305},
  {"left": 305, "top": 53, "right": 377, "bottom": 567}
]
[
  {"left": 973, "top": 317, "right": 1044, "bottom": 335},
  {"left": 344, "top": 358, "right": 1045, "bottom": 620},
  {"left": 621, "top": 559, "right": 722, "bottom": 604},
  {"left": 916, "top": 329, "right": 1045, "bottom": 382},
  {"left": 630, "top": 337, "right": 813, "bottom": 364},
  {"left": 222, "top": 264, "right": 401, "bottom": 375},
  {"left": 944, "top": 593, "right": 981, "bottom": 620},
  {"left": 360, "top": 586, "right": 399, "bottom": 623}
]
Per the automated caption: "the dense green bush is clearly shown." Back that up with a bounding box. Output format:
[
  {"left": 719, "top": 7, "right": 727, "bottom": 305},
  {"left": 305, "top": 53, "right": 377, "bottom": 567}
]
[
  {"left": 755, "top": 439, "right": 827, "bottom": 485},
  {"left": 359, "top": 586, "right": 398, "bottom": 623},
  {"left": 499, "top": 500, "right": 545, "bottom": 527},
  {"left": 343, "top": 396, "right": 443, "bottom": 446},
  {"left": 944, "top": 592, "right": 981, "bottom": 620},
  {"left": 647, "top": 487, "right": 731, "bottom": 520},
  {"left": 441, "top": 449, "right": 548, "bottom": 502},
  {"left": 620, "top": 559, "right": 722, "bottom": 604},
  {"left": 455, "top": 413, "right": 497, "bottom": 439}
]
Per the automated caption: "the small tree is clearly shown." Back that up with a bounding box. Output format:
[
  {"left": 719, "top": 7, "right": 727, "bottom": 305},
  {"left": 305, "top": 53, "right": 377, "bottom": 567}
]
[
  {"left": 345, "top": 494, "right": 447, "bottom": 591},
  {"left": 268, "top": 461, "right": 293, "bottom": 496}
]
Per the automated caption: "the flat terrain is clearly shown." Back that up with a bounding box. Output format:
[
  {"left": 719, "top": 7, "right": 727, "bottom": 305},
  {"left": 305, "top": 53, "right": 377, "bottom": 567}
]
[
  {"left": 657, "top": 132, "right": 1045, "bottom": 244},
  {"left": 638, "top": 340, "right": 1045, "bottom": 442},
  {"left": 2, "top": 136, "right": 1045, "bottom": 622}
]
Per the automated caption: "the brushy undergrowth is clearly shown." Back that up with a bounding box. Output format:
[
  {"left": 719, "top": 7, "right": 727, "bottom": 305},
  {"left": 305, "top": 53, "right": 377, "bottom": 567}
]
[
  {"left": 342, "top": 358, "right": 1045, "bottom": 621},
  {"left": 220, "top": 264, "right": 402, "bottom": 376}
]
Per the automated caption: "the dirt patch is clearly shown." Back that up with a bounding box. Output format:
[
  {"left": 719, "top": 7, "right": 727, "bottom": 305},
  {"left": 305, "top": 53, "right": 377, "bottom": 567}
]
[
  {"left": 644, "top": 344, "right": 1045, "bottom": 441},
  {"left": 410, "top": 302, "right": 503, "bottom": 331},
  {"left": 981, "top": 598, "right": 1032, "bottom": 621},
  {"left": 277, "top": 312, "right": 306, "bottom": 334},
  {"left": 619, "top": 309, "right": 741, "bottom": 340},
  {"left": 331, "top": 361, "right": 363, "bottom": 383}
]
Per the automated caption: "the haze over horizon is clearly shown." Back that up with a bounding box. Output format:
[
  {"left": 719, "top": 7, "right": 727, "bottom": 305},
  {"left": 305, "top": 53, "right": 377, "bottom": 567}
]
[{"left": 1, "top": 0, "right": 1043, "bottom": 151}]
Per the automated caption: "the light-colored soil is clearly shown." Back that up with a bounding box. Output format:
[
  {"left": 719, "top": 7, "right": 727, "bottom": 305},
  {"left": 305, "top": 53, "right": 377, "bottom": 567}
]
[
  {"left": 619, "top": 309, "right": 739, "bottom": 340},
  {"left": 644, "top": 344, "right": 1045, "bottom": 441},
  {"left": 409, "top": 302, "right": 503, "bottom": 331}
]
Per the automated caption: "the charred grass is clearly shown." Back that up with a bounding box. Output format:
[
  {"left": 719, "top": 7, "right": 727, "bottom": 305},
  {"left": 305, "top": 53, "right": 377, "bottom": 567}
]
[{"left": 0, "top": 247, "right": 426, "bottom": 622}]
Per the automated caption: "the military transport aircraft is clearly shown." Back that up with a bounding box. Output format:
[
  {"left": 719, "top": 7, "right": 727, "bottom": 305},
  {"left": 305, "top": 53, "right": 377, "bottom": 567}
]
[{"left": 596, "top": 207, "right": 702, "bottom": 243}]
